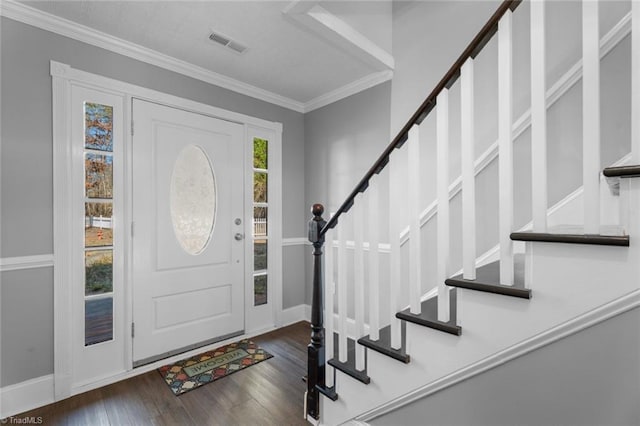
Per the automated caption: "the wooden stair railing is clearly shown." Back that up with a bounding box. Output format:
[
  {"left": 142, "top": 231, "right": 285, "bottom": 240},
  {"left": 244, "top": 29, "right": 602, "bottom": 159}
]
[
  {"left": 306, "top": 0, "right": 639, "bottom": 421},
  {"left": 304, "top": 0, "right": 523, "bottom": 420}
]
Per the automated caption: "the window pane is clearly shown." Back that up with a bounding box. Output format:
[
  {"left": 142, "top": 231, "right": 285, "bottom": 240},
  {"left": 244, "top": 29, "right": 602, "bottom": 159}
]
[
  {"left": 170, "top": 145, "right": 216, "bottom": 255},
  {"left": 85, "top": 103, "right": 113, "bottom": 152},
  {"left": 85, "top": 202, "right": 113, "bottom": 247},
  {"left": 85, "top": 250, "right": 113, "bottom": 296},
  {"left": 85, "top": 297, "right": 113, "bottom": 346},
  {"left": 254, "top": 240, "right": 267, "bottom": 271},
  {"left": 85, "top": 153, "right": 113, "bottom": 198},
  {"left": 253, "top": 138, "right": 268, "bottom": 169},
  {"left": 253, "top": 207, "right": 267, "bottom": 237},
  {"left": 254, "top": 172, "right": 268, "bottom": 203},
  {"left": 254, "top": 274, "right": 267, "bottom": 306}
]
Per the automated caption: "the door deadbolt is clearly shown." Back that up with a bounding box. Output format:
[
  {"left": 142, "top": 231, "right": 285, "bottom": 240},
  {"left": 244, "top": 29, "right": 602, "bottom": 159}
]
[{"left": 235, "top": 218, "right": 242, "bottom": 225}]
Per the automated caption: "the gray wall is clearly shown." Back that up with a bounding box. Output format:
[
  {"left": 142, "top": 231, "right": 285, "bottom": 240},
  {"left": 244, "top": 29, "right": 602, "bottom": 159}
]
[
  {"left": 303, "top": 82, "right": 392, "bottom": 305},
  {"left": 0, "top": 268, "right": 54, "bottom": 387},
  {"left": 371, "top": 307, "right": 640, "bottom": 426},
  {"left": 0, "top": 16, "right": 305, "bottom": 386}
]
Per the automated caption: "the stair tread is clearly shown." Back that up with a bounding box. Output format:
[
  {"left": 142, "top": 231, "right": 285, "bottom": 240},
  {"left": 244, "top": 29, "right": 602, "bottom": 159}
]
[
  {"left": 315, "top": 384, "right": 338, "bottom": 401},
  {"left": 358, "top": 325, "right": 410, "bottom": 364},
  {"left": 396, "top": 289, "right": 461, "bottom": 336},
  {"left": 603, "top": 164, "right": 640, "bottom": 178},
  {"left": 445, "top": 255, "right": 531, "bottom": 299},
  {"left": 328, "top": 334, "right": 370, "bottom": 384},
  {"left": 511, "top": 225, "right": 628, "bottom": 246}
]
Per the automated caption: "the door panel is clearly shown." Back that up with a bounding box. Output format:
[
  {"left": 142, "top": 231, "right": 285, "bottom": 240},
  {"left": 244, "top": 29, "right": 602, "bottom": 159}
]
[{"left": 132, "top": 99, "right": 245, "bottom": 364}]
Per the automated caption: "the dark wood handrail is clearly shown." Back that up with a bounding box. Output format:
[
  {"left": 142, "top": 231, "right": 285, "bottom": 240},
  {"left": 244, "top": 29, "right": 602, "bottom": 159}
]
[{"left": 320, "top": 0, "right": 522, "bottom": 237}]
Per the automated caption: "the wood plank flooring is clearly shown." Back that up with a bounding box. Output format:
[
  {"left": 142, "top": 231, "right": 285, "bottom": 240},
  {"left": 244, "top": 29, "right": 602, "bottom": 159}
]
[{"left": 19, "top": 321, "right": 311, "bottom": 425}]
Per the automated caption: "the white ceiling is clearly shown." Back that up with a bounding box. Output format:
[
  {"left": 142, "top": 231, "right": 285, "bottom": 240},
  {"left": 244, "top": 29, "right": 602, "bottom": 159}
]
[{"left": 13, "top": 0, "right": 394, "bottom": 111}]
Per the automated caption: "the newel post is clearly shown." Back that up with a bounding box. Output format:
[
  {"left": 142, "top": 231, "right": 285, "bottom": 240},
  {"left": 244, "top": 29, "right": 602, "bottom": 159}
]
[{"left": 306, "top": 203, "right": 326, "bottom": 420}]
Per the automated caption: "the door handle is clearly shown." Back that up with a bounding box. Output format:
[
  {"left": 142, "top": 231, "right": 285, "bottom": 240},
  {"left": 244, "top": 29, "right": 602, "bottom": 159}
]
[{"left": 234, "top": 233, "right": 244, "bottom": 241}]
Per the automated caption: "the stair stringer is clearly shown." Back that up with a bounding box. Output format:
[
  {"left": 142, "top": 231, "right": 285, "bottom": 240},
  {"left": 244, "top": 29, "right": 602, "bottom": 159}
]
[{"left": 320, "top": 242, "right": 640, "bottom": 426}]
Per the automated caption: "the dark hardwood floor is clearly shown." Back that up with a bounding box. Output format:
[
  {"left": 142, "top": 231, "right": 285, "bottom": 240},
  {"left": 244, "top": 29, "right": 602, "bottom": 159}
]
[{"left": 20, "top": 321, "right": 311, "bottom": 425}]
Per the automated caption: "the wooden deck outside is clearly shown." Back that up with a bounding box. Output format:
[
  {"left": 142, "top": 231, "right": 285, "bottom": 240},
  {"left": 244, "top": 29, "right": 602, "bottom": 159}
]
[{"left": 19, "top": 321, "right": 311, "bottom": 425}]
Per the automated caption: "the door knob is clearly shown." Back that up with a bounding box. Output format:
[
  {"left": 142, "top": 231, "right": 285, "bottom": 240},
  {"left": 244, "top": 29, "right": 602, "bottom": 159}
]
[{"left": 234, "top": 233, "right": 244, "bottom": 241}]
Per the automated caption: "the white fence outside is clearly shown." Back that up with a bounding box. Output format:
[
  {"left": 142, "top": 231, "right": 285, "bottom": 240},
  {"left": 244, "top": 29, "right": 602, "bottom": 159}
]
[
  {"left": 85, "top": 216, "right": 112, "bottom": 229},
  {"left": 254, "top": 218, "right": 267, "bottom": 237}
]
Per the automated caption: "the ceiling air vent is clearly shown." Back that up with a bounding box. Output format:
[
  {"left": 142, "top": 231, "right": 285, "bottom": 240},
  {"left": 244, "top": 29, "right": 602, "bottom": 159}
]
[{"left": 208, "top": 31, "right": 248, "bottom": 55}]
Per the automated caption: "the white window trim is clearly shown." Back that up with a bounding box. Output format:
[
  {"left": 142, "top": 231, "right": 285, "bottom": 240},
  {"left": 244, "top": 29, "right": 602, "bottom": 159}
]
[
  {"left": 51, "top": 60, "right": 283, "bottom": 399},
  {"left": 244, "top": 126, "right": 283, "bottom": 332}
]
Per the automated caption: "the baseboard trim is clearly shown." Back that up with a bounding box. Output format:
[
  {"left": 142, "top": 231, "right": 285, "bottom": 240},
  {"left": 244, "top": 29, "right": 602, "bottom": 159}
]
[
  {"left": 1, "top": 311, "right": 312, "bottom": 416},
  {"left": 355, "top": 289, "right": 640, "bottom": 422},
  {"left": 280, "top": 304, "right": 311, "bottom": 327},
  {"left": 0, "top": 374, "right": 54, "bottom": 418}
]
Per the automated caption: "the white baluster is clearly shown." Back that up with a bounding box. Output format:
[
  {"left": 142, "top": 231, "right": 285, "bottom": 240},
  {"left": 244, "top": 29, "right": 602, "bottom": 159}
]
[
  {"left": 408, "top": 124, "right": 422, "bottom": 313},
  {"left": 324, "top": 224, "right": 335, "bottom": 387},
  {"left": 531, "top": 0, "right": 548, "bottom": 232},
  {"left": 583, "top": 0, "right": 601, "bottom": 235},
  {"left": 632, "top": 0, "right": 640, "bottom": 164},
  {"left": 354, "top": 195, "right": 365, "bottom": 370},
  {"left": 461, "top": 58, "right": 477, "bottom": 281},
  {"left": 437, "top": 89, "right": 451, "bottom": 322},
  {"left": 499, "top": 10, "right": 515, "bottom": 286},
  {"left": 389, "top": 152, "right": 402, "bottom": 349},
  {"left": 368, "top": 175, "right": 380, "bottom": 341},
  {"left": 337, "top": 222, "right": 348, "bottom": 363}
]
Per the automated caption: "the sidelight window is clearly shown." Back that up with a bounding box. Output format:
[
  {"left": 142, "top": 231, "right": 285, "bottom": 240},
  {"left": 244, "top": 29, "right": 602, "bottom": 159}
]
[
  {"left": 83, "top": 102, "right": 114, "bottom": 346},
  {"left": 253, "top": 138, "right": 268, "bottom": 306}
]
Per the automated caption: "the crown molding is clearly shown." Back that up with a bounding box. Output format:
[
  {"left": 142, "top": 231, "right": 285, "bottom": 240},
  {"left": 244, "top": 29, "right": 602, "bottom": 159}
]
[
  {"left": 0, "top": 0, "right": 307, "bottom": 113},
  {"left": 304, "top": 70, "right": 393, "bottom": 113},
  {"left": 1, "top": 0, "right": 399, "bottom": 114}
]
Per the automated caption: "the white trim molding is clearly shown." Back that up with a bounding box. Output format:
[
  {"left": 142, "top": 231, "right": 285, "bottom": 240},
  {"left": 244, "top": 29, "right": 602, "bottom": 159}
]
[
  {"left": 0, "top": 375, "right": 54, "bottom": 419},
  {"left": 280, "top": 304, "right": 312, "bottom": 326},
  {"left": 355, "top": 289, "right": 640, "bottom": 423},
  {"left": 305, "top": 71, "right": 393, "bottom": 113},
  {"left": 282, "top": 1, "right": 394, "bottom": 73},
  {"left": 0, "top": 255, "right": 54, "bottom": 272},
  {"left": 1, "top": 0, "right": 395, "bottom": 113},
  {"left": 283, "top": 237, "right": 310, "bottom": 247},
  {"left": 0, "top": 0, "right": 304, "bottom": 112},
  {"left": 50, "top": 61, "right": 283, "bottom": 133}
]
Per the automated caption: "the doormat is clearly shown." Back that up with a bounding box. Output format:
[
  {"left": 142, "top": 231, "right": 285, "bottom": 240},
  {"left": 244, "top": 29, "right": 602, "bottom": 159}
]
[{"left": 157, "top": 339, "right": 273, "bottom": 395}]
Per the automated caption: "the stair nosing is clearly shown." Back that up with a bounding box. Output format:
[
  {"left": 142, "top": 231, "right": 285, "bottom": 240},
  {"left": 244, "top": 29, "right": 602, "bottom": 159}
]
[
  {"left": 327, "top": 358, "right": 371, "bottom": 384},
  {"left": 510, "top": 231, "right": 629, "bottom": 247},
  {"left": 445, "top": 277, "right": 532, "bottom": 299},
  {"left": 357, "top": 335, "right": 411, "bottom": 364},
  {"left": 395, "top": 311, "right": 462, "bottom": 336},
  {"left": 315, "top": 384, "right": 338, "bottom": 401}
]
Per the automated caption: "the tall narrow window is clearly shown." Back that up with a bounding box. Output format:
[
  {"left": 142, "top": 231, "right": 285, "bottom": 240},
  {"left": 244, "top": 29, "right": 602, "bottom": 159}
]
[
  {"left": 253, "top": 138, "right": 268, "bottom": 306},
  {"left": 84, "top": 102, "right": 114, "bottom": 345}
]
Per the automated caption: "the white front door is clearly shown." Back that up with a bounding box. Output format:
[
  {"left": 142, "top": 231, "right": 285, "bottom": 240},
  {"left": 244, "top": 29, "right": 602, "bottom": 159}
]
[{"left": 132, "top": 99, "right": 245, "bottom": 365}]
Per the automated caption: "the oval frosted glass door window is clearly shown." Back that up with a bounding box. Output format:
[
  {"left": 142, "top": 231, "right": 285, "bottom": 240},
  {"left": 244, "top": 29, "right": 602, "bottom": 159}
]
[{"left": 170, "top": 145, "right": 217, "bottom": 255}]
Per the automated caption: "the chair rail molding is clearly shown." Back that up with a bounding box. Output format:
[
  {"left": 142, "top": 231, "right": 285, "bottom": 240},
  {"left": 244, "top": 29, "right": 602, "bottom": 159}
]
[{"left": 0, "top": 254, "right": 54, "bottom": 272}]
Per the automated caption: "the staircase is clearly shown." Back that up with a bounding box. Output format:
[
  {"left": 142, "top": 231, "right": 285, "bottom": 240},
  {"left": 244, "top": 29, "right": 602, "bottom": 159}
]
[{"left": 305, "top": 0, "right": 640, "bottom": 424}]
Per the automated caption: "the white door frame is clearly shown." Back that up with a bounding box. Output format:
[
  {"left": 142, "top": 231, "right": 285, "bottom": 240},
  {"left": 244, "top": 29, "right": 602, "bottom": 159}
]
[{"left": 51, "top": 61, "right": 283, "bottom": 400}]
